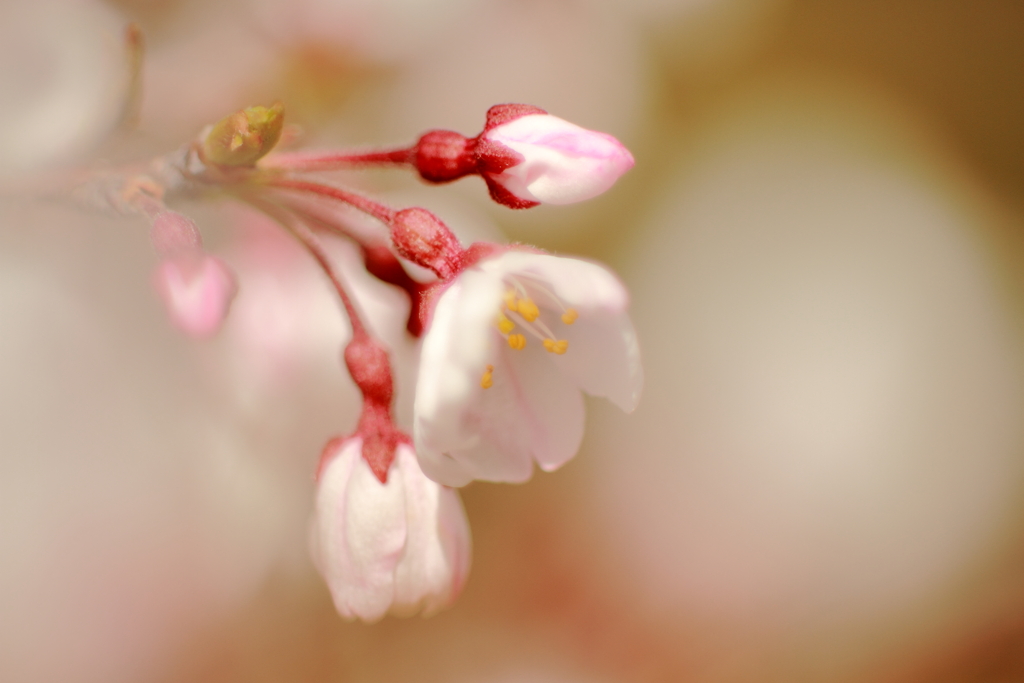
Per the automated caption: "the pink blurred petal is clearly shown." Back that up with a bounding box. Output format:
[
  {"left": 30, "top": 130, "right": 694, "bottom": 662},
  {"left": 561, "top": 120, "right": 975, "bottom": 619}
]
[{"left": 153, "top": 254, "right": 237, "bottom": 338}]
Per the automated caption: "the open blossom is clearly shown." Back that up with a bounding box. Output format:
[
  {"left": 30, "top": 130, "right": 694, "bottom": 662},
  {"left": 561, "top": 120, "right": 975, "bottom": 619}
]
[
  {"left": 311, "top": 437, "right": 471, "bottom": 621},
  {"left": 413, "top": 250, "right": 643, "bottom": 487},
  {"left": 478, "top": 109, "right": 635, "bottom": 208}
]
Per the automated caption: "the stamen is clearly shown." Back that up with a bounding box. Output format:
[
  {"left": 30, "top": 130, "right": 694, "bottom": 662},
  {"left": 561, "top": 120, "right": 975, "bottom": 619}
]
[
  {"left": 481, "top": 364, "right": 494, "bottom": 389},
  {"left": 543, "top": 339, "right": 569, "bottom": 355},
  {"left": 515, "top": 275, "right": 572, "bottom": 314},
  {"left": 496, "top": 313, "right": 515, "bottom": 335},
  {"left": 504, "top": 289, "right": 518, "bottom": 312},
  {"left": 506, "top": 309, "right": 547, "bottom": 342},
  {"left": 561, "top": 308, "right": 578, "bottom": 325},
  {"left": 508, "top": 334, "right": 526, "bottom": 350},
  {"left": 515, "top": 296, "right": 540, "bottom": 322}
]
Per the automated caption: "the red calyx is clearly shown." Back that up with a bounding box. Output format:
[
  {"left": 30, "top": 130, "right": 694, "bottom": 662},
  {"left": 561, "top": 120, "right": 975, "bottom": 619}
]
[
  {"left": 482, "top": 103, "right": 547, "bottom": 131},
  {"left": 409, "top": 104, "right": 549, "bottom": 210},
  {"left": 389, "top": 208, "right": 463, "bottom": 279},
  {"left": 342, "top": 334, "right": 404, "bottom": 483},
  {"left": 414, "top": 130, "right": 477, "bottom": 183}
]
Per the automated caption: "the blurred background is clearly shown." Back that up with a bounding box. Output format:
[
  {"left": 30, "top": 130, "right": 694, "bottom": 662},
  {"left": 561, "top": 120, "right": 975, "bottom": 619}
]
[{"left": 1, "top": 0, "right": 1023, "bottom": 681}]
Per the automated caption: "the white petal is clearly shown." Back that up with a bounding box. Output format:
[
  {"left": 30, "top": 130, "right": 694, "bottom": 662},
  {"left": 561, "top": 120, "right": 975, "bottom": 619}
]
[
  {"left": 504, "top": 344, "right": 586, "bottom": 472},
  {"left": 414, "top": 270, "right": 504, "bottom": 485},
  {"left": 554, "top": 310, "right": 643, "bottom": 413},
  {"left": 425, "top": 345, "right": 585, "bottom": 483},
  {"left": 483, "top": 251, "right": 643, "bottom": 411},
  {"left": 391, "top": 446, "right": 471, "bottom": 616},
  {"left": 480, "top": 251, "right": 629, "bottom": 312}
]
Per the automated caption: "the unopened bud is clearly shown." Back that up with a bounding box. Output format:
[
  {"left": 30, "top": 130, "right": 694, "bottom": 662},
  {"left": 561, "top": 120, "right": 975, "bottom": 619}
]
[
  {"left": 202, "top": 102, "right": 285, "bottom": 167},
  {"left": 477, "top": 105, "right": 634, "bottom": 208},
  {"left": 390, "top": 208, "right": 462, "bottom": 279}
]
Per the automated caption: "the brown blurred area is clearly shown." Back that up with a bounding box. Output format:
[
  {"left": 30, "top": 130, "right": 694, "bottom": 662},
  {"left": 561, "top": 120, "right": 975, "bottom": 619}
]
[{"left": 5, "top": 0, "right": 1024, "bottom": 682}]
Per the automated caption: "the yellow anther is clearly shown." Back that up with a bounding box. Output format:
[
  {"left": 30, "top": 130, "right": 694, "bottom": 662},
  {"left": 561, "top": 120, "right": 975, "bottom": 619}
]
[
  {"left": 516, "top": 297, "right": 540, "bottom": 322},
  {"left": 507, "top": 334, "right": 526, "bottom": 350},
  {"left": 543, "top": 339, "right": 569, "bottom": 355},
  {"left": 481, "top": 364, "right": 494, "bottom": 389},
  {"left": 497, "top": 313, "right": 516, "bottom": 335},
  {"left": 504, "top": 289, "right": 518, "bottom": 311},
  {"left": 561, "top": 308, "right": 578, "bottom": 325}
]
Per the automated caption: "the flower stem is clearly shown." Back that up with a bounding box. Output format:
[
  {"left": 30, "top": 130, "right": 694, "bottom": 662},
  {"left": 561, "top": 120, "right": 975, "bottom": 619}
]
[
  {"left": 248, "top": 197, "right": 369, "bottom": 339},
  {"left": 261, "top": 147, "right": 415, "bottom": 172},
  {"left": 244, "top": 190, "right": 430, "bottom": 336},
  {"left": 264, "top": 178, "right": 397, "bottom": 225}
]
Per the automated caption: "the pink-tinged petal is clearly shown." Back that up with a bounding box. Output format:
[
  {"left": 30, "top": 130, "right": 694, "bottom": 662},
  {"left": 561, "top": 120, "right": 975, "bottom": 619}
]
[
  {"left": 153, "top": 254, "right": 237, "bottom": 338},
  {"left": 312, "top": 438, "right": 408, "bottom": 622},
  {"left": 391, "top": 446, "right": 471, "bottom": 616},
  {"left": 485, "top": 114, "right": 634, "bottom": 205},
  {"left": 419, "top": 345, "right": 585, "bottom": 484}
]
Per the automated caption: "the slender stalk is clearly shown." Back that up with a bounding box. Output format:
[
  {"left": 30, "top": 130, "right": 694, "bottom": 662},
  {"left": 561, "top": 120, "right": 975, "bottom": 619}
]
[
  {"left": 261, "top": 147, "right": 414, "bottom": 172},
  {"left": 263, "top": 178, "right": 397, "bottom": 226},
  {"left": 240, "top": 190, "right": 429, "bottom": 336},
  {"left": 246, "top": 196, "right": 368, "bottom": 339}
]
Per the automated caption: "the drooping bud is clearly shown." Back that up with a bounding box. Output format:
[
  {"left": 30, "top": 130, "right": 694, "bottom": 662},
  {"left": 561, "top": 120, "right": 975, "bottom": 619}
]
[
  {"left": 311, "top": 437, "right": 472, "bottom": 622},
  {"left": 202, "top": 102, "right": 285, "bottom": 167}
]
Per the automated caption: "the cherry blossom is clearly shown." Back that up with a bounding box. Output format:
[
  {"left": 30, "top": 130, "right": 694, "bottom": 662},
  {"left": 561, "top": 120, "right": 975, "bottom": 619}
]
[
  {"left": 311, "top": 438, "right": 471, "bottom": 621},
  {"left": 413, "top": 249, "right": 643, "bottom": 486},
  {"left": 46, "top": 92, "right": 642, "bottom": 623}
]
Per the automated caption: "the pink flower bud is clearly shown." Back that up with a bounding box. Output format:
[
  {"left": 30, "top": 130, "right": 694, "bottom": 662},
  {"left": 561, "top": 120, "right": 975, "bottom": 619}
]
[
  {"left": 311, "top": 438, "right": 471, "bottom": 622},
  {"left": 153, "top": 253, "right": 237, "bottom": 338},
  {"left": 479, "top": 110, "right": 634, "bottom": 207}
]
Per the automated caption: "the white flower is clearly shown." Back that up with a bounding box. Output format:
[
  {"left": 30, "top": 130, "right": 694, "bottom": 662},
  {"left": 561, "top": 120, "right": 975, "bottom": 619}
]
[
  {"left": 481, "top": 113, "right": 635, "bottom": 206},
  {"left": 311, "top": 438, "right": 471, "bottom": 621},
  {"left": 414, "top": 250, "right": 643, "bottom": 486}
]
